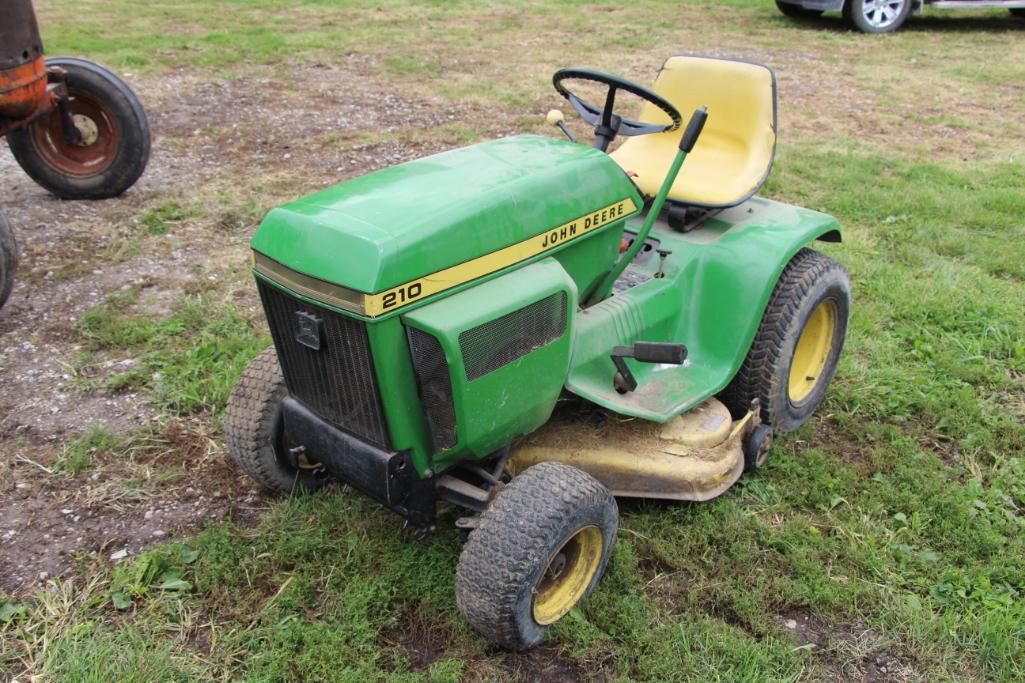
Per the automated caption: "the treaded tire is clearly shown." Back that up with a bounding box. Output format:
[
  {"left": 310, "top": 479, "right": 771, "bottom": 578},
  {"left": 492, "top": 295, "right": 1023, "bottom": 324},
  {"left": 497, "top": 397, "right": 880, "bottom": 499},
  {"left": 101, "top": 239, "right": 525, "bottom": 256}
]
[
  {"left": 776, "top": 1, "right": 824, "bottom": 18},
  {"left": 720, "top": 248, "right": 850, "bottom": 434},
  {"left": 7, "top": 57, "right": 150, "bottom": 199},
  {"left": 224, "top": 347, "right": 325, "bottom": 494},
  {"left": 455, "top": 461, "right": 618, "bottom": 650},
  {"left": 843, "top": 0, "right": 911, "bottom": 33},
  {"left": 0, "top": 211, "right": 17, "bottom": 310}
]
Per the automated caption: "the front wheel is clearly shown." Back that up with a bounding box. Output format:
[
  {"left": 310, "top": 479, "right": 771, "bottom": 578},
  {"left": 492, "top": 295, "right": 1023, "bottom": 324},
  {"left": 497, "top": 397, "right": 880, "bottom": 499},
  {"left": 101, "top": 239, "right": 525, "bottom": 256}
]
[
  {"left": 843, "top": 0, "right": 911, "bottom": 33},
  {"left": 0, "top": 212, "right": 18, "bottom": 310},
  {"left": 224, "top": 347, "right": 325, "bottom": 494},
  {"left": 776, "top": 0, "right": 824, "bottom": 18},
  {"left": 455, "top": 462, "right": 618, "bottom": 650},
  {"left": 720, "top": 248, "right": 851, "bottom": 434},
  {"left": 7, "top": 57, "right": 151, "bottom": 199}
]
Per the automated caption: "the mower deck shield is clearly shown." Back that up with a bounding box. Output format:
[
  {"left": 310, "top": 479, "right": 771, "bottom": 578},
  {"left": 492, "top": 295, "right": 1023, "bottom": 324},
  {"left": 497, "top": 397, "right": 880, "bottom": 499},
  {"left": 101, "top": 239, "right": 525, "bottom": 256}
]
[{"left": 510, "top": 398, "right": 756, "bottom": 501}]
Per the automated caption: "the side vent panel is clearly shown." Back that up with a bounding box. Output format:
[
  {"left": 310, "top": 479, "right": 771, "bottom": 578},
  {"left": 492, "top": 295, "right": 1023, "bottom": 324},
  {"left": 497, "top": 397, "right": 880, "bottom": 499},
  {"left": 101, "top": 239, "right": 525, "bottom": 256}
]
[
  {"left": 459, "top": 292, "right": 568, "bottom": 381},
  {"left": 406, "top": 326, "right": 458, "bottom": 454}
]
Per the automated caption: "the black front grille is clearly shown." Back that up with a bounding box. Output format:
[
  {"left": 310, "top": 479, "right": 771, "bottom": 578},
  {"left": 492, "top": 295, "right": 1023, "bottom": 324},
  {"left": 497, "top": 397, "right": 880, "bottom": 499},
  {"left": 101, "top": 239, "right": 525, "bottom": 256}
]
[
  {"left": 406, "top": 326, "right": 458, "bottom": 454},
  {"left": 459, "top": 292, "right": 568, "bottom": 381},
  {"left": 258, "top": 279, "right": 390, "bottom": 450}
]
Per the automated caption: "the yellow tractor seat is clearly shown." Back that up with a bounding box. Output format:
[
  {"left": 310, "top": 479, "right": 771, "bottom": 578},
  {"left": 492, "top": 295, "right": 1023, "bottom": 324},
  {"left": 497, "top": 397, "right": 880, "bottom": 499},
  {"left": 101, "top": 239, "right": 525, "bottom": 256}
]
[{"left": 610, "top": 56, "right": 777, "bottom": 209}]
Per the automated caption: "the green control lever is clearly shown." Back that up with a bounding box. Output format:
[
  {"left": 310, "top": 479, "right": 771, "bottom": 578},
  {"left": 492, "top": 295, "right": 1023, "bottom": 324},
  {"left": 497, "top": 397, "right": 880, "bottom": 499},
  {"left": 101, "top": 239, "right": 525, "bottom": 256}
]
[{"left": 587, "top": 105, "right": 708, "bottom": 305}]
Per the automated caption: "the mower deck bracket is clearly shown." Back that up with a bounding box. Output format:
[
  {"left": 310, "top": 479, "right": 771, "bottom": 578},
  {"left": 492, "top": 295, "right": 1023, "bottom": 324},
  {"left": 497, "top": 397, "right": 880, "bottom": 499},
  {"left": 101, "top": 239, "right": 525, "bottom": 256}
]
[{"left": 436, "top": 475, "right": 492, "bottom": 512}]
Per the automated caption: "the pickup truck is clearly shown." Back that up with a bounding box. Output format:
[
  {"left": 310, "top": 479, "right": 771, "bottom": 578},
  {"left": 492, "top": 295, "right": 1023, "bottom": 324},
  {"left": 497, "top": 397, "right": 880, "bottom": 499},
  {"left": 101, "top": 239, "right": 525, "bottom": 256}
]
[{"left": 776, "top": 0, "right": 1025, "bottom": 32}]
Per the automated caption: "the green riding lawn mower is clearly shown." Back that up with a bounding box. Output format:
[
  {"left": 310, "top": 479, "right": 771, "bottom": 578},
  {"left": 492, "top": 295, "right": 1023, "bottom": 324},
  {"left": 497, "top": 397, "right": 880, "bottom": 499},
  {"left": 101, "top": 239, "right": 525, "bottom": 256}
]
[{"left": 225, "top": 55, "right": 850, "bottom": 650}]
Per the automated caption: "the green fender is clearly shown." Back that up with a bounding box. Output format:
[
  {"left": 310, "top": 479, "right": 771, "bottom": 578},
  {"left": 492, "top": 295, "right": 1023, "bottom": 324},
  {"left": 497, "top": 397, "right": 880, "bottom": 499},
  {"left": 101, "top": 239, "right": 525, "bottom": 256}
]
[{"left": 566, "top": 196, "right": 842, "bottom": 422}]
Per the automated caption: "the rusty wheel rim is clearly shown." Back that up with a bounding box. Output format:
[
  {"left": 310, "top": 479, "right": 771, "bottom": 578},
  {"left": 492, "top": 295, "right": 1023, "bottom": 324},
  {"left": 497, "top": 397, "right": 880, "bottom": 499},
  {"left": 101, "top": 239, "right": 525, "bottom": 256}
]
[{"left": 28, "top": 90, "right": 119, "bottom": 178}]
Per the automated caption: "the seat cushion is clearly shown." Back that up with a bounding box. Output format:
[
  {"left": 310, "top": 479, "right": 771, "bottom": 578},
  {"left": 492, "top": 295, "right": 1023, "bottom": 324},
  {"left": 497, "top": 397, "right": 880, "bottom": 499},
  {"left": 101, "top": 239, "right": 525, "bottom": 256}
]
[{"left": 610, "top": 56, "right": 777, "bottom": 208}]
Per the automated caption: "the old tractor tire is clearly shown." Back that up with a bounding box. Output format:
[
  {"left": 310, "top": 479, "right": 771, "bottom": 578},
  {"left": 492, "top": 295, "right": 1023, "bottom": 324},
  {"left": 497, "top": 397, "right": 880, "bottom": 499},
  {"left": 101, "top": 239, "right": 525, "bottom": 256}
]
[
  {"left": 455, "top": 461, "right": 618, "bottom": 650},
  {"left": 775, "top": 1, "right": 824, "bottom": 18},
  {"left": 842, "top": 0, "right": 911, "bottom": 33},
  {"left": 224, "top": 347, "right": 325, "bottom": 494},
  {"left": 720, "top": 248, "right": 850, "bottom": 434},
  {"left": 7, "top": 57, "right": 150, "bottom": 199},
  {"left": 0, "top": 212, "right": 18, "bottom": 310}
]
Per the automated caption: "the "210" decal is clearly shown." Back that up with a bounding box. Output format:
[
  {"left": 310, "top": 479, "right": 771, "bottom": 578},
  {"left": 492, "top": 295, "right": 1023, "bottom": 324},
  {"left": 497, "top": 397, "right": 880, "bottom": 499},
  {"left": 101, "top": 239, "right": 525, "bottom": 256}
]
[{"left": 381, "top": 281, "right": 423, "bottom": 310}]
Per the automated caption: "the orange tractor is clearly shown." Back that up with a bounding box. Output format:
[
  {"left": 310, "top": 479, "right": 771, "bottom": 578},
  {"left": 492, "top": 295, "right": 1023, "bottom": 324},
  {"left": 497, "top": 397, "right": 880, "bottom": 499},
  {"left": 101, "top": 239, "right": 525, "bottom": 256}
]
[{"left": 0, "top": 0, "right": 151, "bottom": 309}]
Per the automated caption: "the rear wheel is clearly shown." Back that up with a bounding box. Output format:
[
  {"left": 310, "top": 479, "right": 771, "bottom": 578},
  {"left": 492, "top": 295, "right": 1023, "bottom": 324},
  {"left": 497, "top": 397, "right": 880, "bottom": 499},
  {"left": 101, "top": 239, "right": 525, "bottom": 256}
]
[
  {"left": 720, "top": 248, "right": 850, "bottom": 434},
  {"left": 224, "top": 347, "right": 325, "bottom": 494},
  {"left": 0, "top": 212, "right": 18, "bottom": 310},
  {"left": 776, "top": 1, "right": 824, "bottom": 18},
  {"left": 7, "top": 58, "right": 150, "bottom": 199},
  {"left": 843, "top": 0, "right": 911, "bottom": 33},
  {"left": 455, "top": 462, "right": 618, "bottom": 650}
]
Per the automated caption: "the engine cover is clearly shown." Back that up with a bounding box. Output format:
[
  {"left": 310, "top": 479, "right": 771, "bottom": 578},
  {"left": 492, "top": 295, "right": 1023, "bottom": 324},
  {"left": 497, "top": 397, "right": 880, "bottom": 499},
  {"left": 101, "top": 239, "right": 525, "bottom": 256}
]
[{"left": 250, "top": 135, "right": 641, "bottom": 318}]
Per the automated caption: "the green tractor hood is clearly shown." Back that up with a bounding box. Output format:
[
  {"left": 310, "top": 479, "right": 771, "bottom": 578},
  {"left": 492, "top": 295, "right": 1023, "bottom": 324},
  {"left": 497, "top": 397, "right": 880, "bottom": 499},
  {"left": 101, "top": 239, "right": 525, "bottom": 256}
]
[{"left": 251, "top": 135, "right": 640, "bottom": 305}]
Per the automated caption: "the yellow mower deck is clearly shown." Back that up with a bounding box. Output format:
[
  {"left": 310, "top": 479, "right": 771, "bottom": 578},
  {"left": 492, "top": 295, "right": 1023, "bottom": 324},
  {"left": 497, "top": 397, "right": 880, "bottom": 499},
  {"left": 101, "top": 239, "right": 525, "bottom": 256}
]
[{"left": 510, "top": 398, "right": 758, "bottom": 502}]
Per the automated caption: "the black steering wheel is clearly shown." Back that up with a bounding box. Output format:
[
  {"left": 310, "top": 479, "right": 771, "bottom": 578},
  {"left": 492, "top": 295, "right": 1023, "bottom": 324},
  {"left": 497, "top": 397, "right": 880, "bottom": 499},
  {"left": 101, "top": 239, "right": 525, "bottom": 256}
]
[{"left": 553, "top": 68, "right": 682, "bottom": 152}]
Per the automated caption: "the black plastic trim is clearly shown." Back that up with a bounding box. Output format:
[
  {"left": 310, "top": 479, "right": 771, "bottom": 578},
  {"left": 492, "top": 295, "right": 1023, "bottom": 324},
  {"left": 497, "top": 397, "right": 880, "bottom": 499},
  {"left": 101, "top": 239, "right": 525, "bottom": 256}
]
[
  {"left": 778, "top": 0, "right": 844, "bottom": 9},
  {"left": 281, "top": 397, "right": 436, "bottom": 526}
]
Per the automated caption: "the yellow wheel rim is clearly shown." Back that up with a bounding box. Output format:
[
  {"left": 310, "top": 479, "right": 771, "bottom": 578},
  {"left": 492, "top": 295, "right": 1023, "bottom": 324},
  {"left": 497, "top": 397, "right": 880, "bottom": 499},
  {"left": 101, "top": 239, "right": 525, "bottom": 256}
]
[
  {"left": 296, "top": 453, "right": 321, "bottom": 470},
  {"left": 532, "top": 525, "right": 604, "bottom": 625},
  {"left": 788, "top": 301, "right": 836, "bottom": 403}
]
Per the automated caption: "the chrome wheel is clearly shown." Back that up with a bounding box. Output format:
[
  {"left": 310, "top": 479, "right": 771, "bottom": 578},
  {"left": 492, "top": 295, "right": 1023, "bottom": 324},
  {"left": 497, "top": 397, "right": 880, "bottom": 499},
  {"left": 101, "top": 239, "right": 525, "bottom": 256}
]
[{"left": 860, "top": 0, "right": 907, "bottom": 29}]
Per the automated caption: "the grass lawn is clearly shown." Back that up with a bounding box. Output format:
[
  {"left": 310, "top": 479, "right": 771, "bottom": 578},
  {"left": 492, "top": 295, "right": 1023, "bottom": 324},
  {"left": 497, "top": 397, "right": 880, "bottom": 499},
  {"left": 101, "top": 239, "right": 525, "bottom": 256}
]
[{"left": 2, "top": 0, "right": 1024, "bottom": 680}]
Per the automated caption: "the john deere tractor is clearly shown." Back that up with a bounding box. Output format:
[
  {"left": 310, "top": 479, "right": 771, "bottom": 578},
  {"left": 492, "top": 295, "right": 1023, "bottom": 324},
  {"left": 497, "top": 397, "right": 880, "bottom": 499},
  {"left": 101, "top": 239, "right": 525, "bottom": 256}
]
[{"left": 225, "top": 55, "right": 850, "bottom": 649}]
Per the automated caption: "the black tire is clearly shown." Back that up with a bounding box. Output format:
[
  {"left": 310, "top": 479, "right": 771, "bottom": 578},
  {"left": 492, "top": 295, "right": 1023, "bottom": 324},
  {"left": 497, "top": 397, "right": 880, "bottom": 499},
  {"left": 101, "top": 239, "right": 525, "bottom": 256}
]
[
  {"left": 743, "top": 424, "right": 774, "bottom": 471},
  {"left": 776, "top": 1, "right": 824, "bottom": 18},
  {"left": 7, "top": 57, "right": 150, "bottom": 199},
  {"left": 224, "top": 347, "right": 325, "bottom": 494},
  {"left": 720, "top": 248, "right": 850, "bottom": 434},
  {"left": 843, "top": 0, "right": 911, "bottom": 33},
  {"left": 0, "top": 212, "right": 18, "bottom": 310},
  {"left": 455, "top": 462, "right": 618, "bottom": 650}
]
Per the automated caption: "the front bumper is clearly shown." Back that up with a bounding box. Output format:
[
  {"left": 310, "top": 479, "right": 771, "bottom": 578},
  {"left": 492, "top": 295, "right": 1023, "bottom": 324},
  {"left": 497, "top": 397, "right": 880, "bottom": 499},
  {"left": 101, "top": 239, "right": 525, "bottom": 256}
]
[{"left": 281, "top": 397, "right": 436, "bottom": 526}]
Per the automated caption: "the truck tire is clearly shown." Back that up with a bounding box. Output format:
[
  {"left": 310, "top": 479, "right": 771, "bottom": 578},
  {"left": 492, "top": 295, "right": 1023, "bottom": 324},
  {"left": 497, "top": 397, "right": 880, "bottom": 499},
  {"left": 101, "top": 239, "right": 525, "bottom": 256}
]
[
  {"left": 455, "top": 461, "right": 618, "bottom": 650},
  {"left": 776, "top": 1, "right": 824, "bottom": 18},
  {"left": 843, "top": 0, "right": 911, "bottom": 33},
  {"left": 0, "top": 212, "right": 17, "bottom": 310},
  {"left": 224, "top": 347, "right": 325, "bottom": 494},
  {"left": 7, "top": 57, "right": 150, "bottom": 199},
  {"left": 720, "top": 248, "right": 850, "bottom": 434}
]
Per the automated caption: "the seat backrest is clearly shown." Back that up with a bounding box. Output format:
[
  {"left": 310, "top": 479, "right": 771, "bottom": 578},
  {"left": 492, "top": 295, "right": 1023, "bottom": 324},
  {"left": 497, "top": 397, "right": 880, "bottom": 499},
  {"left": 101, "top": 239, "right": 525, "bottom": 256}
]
[{"left": 610, "top": 55, "right": 777, "bottom": 208}]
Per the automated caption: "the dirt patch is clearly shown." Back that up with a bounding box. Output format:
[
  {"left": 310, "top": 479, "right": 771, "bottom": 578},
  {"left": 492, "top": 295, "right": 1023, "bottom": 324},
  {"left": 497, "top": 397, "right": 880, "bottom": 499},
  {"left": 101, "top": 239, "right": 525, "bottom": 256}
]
[
  {"left": 793, "top": 418, "right": 872, "bottom": 472},
  {"left": 778, "top": 609, "right": 918, "bottom": 681},
  {"left": 379, "top": 606, "right": 460, "bottom": 672},
  {"left": 379, "top": 607, "right": 590, "bottom": 681},
  {"left": 0, "top": 420, "right": 268, "bottom": 596},
  {"left": 0, "top": 60, "right": 474, "bottom": 597},
  {"left": 464, "top": 645, "right": 589, "bottom": 682},
  {"left": 636, "top": 551, "right": 693, "bottom": 618}
]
